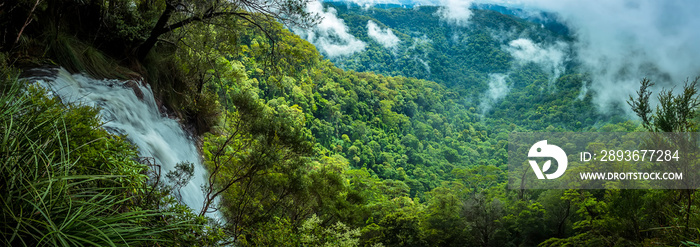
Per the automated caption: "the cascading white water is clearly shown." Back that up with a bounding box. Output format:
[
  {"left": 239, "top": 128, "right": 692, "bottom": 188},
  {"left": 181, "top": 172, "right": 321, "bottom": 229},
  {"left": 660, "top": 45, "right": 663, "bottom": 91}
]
[{"left": 28, "top": 67, "right": 217, "bottom": 219}]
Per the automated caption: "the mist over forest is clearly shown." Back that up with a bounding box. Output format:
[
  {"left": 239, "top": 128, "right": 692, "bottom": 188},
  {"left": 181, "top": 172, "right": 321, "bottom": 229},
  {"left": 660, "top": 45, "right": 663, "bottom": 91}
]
[{"left": 303, "top": 0, "right": 700, "bottom": 115}]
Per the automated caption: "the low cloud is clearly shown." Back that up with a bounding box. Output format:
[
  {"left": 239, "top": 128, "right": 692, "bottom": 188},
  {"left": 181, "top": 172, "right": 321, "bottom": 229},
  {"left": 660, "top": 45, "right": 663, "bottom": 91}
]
[
  {"left": 300, "top": 0, "right": 700, "bottom": 114},
  {"left": 409, "top": 34, "right": 433, "bottom": 74},
  {"left": 435, "top": 0, "right": 475, "bottom": 27},
  {"left": 510, "top": 0, "right": 700, "bottom": 112},
  {"left": 295, "top": 1, "right": 366, "bottom": 58},
  {"left": 367, "top": 20, "right": 401, "bottom": 49},
  {"left": 480, "top": 73, "right": 510, "bottom": 114},
  {"left": 505, "top": 38, "right": 567, "bottom": 84},
  {"left": 416, "top": 58, "right": 431, "bottom": 74},
  {"left": 344, "top": 0, "right": 401, "bottom": 9}
]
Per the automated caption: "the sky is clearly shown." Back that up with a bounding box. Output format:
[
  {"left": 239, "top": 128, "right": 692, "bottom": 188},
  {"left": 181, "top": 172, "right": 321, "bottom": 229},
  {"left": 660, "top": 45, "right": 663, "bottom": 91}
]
[{"left": 305, "top": 0, "right": 700, "bottom": 113}]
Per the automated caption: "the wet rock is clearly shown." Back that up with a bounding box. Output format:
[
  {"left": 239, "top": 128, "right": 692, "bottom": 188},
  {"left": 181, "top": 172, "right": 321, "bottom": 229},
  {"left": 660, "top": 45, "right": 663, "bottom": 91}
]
[
  {"left": 20, "top": 66, "right": 60, "bottom": 80},
  {"left": 123, "top": 80, "right": 144, "bottom": 101}
]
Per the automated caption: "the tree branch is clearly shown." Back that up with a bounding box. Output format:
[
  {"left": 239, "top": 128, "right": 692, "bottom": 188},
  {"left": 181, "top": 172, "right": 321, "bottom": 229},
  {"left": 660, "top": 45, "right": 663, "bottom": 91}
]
[{"left": 13, "top": 0, "right": 41, "bottom": 48}]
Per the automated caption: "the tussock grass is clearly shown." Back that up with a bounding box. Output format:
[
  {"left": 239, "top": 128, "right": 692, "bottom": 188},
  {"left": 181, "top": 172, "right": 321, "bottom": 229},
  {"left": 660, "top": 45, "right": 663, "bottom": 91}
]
[
  {"left": 47, "top": 34, "right": 133, "bottom": 80},
  {"left": 0, "top": 67, "right": 196, "bottom": 246}
]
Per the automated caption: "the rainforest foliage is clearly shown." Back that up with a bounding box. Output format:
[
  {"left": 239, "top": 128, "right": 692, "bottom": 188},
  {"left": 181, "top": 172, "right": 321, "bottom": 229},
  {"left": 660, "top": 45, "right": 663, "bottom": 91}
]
[{"left": 2, "top": 0, "right": 700, "bottom": 246}]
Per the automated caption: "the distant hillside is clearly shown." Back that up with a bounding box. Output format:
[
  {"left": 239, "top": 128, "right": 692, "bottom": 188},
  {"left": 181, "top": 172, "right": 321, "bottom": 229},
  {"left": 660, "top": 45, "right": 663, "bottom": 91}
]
[
  {"left": 323, "top": 2, "right": 569, "bottom": 86},
  {"left": 294, "top": 2, "right": 623, "bottom": 131}
]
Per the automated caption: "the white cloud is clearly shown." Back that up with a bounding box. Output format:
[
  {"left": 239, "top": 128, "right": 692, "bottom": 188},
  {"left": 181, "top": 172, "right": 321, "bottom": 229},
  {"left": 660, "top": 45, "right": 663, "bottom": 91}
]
[
  {"left": 435, "top": 0, "right": 475, "bottom": 26},
  {"left": 416, "top": 58, "right": 431, "bottom": 74},
  {"left": 408, "top": 34, "right": 433, "bottom": 74},
  {"left": 507, "top": 0, "right": 700, "bottom": 112},
  {"left": 487, "top": 73, "right": 510, "bottom": 101},
  {"left": 345, "top": 0, "right": 401, "bottom": 9},
  {"left": 300, "top": 0, "right": 700, "bottom": 114},
  {"left": 367, "top": 20, "right": 401, "bottom": 49},
  {"left": 480, "top": 73, "right": 510, "bottom": 114},
  {"left": 505, "top": 38, "right": 567, "bottom": 84},
  {"left": 413, "top": 0, "right": 700, "bottom": 112},
  {"left": 295, "top": 1, "right": 366, "bottom": 58}
]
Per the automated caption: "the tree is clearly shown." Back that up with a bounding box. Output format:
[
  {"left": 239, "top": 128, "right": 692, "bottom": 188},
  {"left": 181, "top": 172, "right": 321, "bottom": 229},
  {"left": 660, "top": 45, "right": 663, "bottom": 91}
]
[
  {"left": 422, "top": 183, "right": 469, "bottom": 246},
  {"left": 628, "top": 77, "right": 700, "bottom": 132},
  {"left": 462, "top": 193, "right": 504, "bottom": 247},
  {"left": 626, "top": 76, "right": 700, "bottom": 239},
  {"left": 136, "top": 0, "right": 320, "bottom": 61},
  {"left": 166, "top": 161, "right": 195, "bottom": 200}
]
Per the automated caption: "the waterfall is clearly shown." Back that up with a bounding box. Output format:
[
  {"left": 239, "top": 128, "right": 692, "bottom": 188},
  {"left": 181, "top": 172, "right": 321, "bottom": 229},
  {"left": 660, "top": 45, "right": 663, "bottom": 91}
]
[{"left": 27, "top": 67, "right": 217, "bottom": 219}]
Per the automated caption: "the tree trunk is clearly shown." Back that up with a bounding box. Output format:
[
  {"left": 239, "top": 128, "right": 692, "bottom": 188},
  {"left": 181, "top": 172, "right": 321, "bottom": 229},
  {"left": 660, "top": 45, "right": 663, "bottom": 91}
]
[
  {"left": 557, "top": 201, "right": 570, "bottom": 237},
  {"left": 136, "top": 2, "right": 176, "bottom": 61},
  {"left": 686, "top": 189, "right": 692, "bottom": 230}
]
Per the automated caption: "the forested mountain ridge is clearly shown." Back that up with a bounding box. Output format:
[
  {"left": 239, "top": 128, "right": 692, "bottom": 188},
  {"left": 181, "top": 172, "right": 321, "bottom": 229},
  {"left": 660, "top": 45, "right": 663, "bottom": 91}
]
[
  {"left": 1, "top": 1, "right": 699, "bottom": 246},
  {"left": 318, "top": 2, "right": 570, "bottom": 85},
  {"left": 300, "top": 3, "right": 619, "bottom": 131}
]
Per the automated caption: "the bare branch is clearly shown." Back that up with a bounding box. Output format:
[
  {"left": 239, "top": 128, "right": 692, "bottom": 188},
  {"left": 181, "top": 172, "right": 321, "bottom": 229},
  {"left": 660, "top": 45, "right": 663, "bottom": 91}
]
[{"left": 13, "top": 0, "right": 41, "bottom": 48}]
